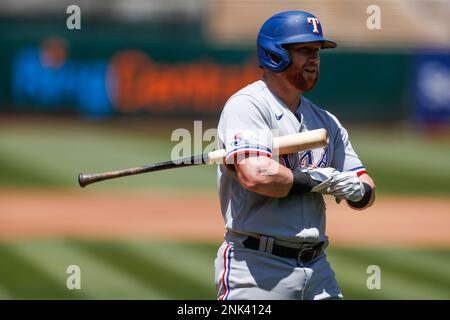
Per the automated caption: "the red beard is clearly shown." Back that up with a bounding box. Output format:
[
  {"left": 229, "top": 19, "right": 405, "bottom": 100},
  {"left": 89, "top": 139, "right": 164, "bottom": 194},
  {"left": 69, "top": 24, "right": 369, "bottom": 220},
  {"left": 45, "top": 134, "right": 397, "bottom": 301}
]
[{"left": 286, "top": 68, "right": 320, "bottom": 92}]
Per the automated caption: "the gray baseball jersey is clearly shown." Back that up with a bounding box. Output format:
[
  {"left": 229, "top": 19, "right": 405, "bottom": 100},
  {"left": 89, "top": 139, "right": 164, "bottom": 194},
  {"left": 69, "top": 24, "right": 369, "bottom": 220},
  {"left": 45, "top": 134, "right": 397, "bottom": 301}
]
[{"left": 217, "top": 80, "right": 366, "bottom": 243}]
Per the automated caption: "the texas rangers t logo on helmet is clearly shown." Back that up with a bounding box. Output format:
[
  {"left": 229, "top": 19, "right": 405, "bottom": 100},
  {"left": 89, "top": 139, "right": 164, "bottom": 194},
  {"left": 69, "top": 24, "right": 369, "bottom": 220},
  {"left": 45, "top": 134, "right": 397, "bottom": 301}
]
[{"left": 307, "top": 17, "right": 320, "bottom": 34}]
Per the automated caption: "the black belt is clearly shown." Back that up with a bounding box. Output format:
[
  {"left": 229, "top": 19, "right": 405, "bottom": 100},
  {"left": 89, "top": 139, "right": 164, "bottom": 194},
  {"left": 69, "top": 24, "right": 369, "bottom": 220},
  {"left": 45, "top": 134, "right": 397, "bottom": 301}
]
[{"left": 242, "top": 236, "right": 325, "bottom": 263}]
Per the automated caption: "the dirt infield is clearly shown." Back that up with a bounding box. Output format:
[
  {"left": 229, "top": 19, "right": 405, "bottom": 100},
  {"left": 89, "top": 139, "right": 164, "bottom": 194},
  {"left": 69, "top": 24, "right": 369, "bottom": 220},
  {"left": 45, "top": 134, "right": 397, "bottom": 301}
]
[{"left": 0, "top": 190, "right": 449, "bottom": 247}]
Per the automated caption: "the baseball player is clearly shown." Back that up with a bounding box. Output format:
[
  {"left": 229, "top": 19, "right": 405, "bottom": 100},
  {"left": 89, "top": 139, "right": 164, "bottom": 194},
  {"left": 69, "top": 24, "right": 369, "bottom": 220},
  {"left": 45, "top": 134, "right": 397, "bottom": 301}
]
[{"left": 215, "top": 11, "right": 376, "bottom": 300}]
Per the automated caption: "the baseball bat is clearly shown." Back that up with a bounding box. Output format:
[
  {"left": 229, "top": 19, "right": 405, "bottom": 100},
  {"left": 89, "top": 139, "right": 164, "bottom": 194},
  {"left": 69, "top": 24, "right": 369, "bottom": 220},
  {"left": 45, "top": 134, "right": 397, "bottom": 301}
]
[{"left": 78, "top": 128, "right": 328, "bottom": 188}]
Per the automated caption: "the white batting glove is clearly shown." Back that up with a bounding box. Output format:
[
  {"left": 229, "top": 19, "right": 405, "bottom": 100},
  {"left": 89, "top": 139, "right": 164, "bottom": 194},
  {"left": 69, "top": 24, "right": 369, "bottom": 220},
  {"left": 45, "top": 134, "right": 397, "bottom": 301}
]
[
  {"left": 299, "top": 167, "right": 337, "bottom": 194},
  {"left": 327, "top": 171, "right": 365, "bottom": 202},
  {"left": 300, "top": 167, "right": 336, "bottom": 183}
]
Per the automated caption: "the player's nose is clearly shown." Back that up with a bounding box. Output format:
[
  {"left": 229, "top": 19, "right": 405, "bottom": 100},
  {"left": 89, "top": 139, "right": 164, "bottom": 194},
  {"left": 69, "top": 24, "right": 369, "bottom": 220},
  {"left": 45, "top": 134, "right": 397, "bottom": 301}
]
[
  {"left": 309, "top": 52, "right": 320, "bottom": 64},
  {"left": 309, "top": 56, "right": 320, "bottom": 67}
]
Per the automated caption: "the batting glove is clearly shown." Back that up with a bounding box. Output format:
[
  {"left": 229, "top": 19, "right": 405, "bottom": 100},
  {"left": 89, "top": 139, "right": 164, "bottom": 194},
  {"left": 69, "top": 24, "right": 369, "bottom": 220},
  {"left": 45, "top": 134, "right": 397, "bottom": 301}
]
[{"left": 326, "top": 171, "right": 365, "bottom": 202}]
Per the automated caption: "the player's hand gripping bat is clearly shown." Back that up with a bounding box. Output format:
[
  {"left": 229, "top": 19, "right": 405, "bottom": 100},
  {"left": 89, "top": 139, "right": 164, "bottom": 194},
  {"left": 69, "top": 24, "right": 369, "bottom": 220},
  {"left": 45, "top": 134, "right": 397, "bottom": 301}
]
[{"left": 78, "top": 128, "right": 328, "bottom": 188}]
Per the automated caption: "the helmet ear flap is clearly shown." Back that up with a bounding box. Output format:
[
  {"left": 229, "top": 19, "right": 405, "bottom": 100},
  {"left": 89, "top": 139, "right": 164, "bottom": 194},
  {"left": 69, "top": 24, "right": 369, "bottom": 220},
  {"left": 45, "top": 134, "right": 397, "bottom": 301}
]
[
  {"left": 257, "top": 34, "right": 291, "bottom": 72},
  {"left": 265, "top": 46, "right": 291, "bottom": 72},
  {"left": 265, "top": 50, "right": 282, "bottom": 64}
]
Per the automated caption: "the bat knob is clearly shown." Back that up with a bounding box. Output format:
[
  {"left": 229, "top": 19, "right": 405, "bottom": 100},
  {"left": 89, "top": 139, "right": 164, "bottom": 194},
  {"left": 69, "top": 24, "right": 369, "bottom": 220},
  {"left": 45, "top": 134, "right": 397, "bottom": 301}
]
[{"left": 78, "top": 173, "right": 87, "bottom": 188}]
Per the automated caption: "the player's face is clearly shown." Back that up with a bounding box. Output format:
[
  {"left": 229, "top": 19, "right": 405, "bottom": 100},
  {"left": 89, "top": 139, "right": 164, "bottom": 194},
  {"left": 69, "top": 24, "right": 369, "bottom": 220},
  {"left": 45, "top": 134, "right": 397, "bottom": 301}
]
[{"left": 283, "top": 42, "right": 321, "bottom": 92}]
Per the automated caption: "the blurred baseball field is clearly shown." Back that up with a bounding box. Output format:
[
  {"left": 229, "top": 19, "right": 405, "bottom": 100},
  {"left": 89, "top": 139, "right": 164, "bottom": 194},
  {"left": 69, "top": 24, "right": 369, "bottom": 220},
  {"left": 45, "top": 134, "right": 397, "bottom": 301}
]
[{"left": 0, "top": 119, "right": 449, "bottom": 300}]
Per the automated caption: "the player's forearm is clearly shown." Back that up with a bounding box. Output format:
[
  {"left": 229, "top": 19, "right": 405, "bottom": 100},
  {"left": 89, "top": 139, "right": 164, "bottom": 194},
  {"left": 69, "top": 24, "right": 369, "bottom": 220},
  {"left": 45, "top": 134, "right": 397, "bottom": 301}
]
[
  {"left": 359, "top": 173, "right": 375, "bottom": 190},
  {"left": 234, "top": 156, "right": 294, "bottom": 197},
  {"left": 347, "top": 173, "right": 376, "bottom": 210}
]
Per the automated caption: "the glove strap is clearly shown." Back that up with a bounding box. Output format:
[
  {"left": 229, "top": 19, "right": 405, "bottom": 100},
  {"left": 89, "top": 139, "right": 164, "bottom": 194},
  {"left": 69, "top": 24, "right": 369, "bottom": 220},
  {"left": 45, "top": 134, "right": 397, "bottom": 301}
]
[
  {"left": 347, "top": 183, "right": 373, "bottom": 209},
  {"left": 287, "top": 171, "right": 320, "bottom": 196}
]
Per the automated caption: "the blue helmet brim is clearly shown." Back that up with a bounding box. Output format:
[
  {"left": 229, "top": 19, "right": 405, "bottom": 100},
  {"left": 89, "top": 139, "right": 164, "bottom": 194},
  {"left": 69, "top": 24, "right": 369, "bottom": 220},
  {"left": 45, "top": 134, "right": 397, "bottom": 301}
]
[{"left": 281, "top": 34, "right": 337, "bottom": 49}]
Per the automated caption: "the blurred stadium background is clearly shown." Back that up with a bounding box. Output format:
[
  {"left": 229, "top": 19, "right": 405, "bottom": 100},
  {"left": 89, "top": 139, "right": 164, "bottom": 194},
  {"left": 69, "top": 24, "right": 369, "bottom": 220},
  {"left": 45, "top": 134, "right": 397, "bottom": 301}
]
[{"left": 0, "top": 0, "right": 449, "bottom": 299}]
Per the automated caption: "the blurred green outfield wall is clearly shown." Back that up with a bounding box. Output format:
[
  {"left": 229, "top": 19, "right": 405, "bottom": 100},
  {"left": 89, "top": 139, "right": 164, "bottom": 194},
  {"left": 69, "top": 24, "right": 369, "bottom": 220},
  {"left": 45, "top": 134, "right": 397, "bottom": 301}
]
[{"left": 0, "top": 18, "right": 409, "bottom": 121}]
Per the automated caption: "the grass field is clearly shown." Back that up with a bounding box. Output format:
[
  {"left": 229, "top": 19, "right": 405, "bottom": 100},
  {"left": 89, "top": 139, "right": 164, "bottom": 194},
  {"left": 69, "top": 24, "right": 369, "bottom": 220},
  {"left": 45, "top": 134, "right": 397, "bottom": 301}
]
[
  {"left": 0, "top": 120, "right": 449, "bottom": 194},
  {"left": 0, "top": 119, "right": 449, "bottom": 300},
  {"left": 0, "top": 240, "right": 448, "bottom": 300}
]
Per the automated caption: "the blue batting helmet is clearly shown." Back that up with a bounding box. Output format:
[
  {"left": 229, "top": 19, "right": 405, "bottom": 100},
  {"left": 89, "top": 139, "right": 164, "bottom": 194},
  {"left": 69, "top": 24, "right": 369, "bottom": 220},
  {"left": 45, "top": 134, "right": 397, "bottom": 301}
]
[{"left": 257, "top": 11, "right": 337, "bottom": 72}]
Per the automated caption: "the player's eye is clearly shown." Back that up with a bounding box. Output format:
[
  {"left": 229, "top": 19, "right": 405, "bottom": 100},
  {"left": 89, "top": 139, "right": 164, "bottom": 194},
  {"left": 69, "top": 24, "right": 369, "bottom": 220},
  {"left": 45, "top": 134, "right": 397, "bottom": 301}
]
[
  {"left": 299, "top": 48, "right": 320, "bottom": 56},
  {"left": 297, "top": 47, "right": 309, "bottom": 52}
]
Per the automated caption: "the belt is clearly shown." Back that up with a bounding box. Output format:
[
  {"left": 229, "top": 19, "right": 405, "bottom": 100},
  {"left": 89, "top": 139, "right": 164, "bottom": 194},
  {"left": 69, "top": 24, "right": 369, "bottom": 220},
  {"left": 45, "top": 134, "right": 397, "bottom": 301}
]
[{"left": 242, "top": 236, "right": 325, "bottom": 263}]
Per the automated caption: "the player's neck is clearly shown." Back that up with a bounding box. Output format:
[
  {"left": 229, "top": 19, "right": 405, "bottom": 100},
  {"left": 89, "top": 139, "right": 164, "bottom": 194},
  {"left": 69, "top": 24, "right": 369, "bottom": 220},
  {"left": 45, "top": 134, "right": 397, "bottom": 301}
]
[{"left": 262, "top": 74, "right": 302, "bottom": 113}]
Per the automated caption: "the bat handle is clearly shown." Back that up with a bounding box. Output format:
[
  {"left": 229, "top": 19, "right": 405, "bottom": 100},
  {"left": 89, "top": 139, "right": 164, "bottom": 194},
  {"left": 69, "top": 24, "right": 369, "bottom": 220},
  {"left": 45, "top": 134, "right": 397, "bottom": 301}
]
[
  {"left": 78, "top": 154, "right": 206, "bottom": 188},
  {"left": 78, "top": 171, "right": 127, "bottom": 187}
]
